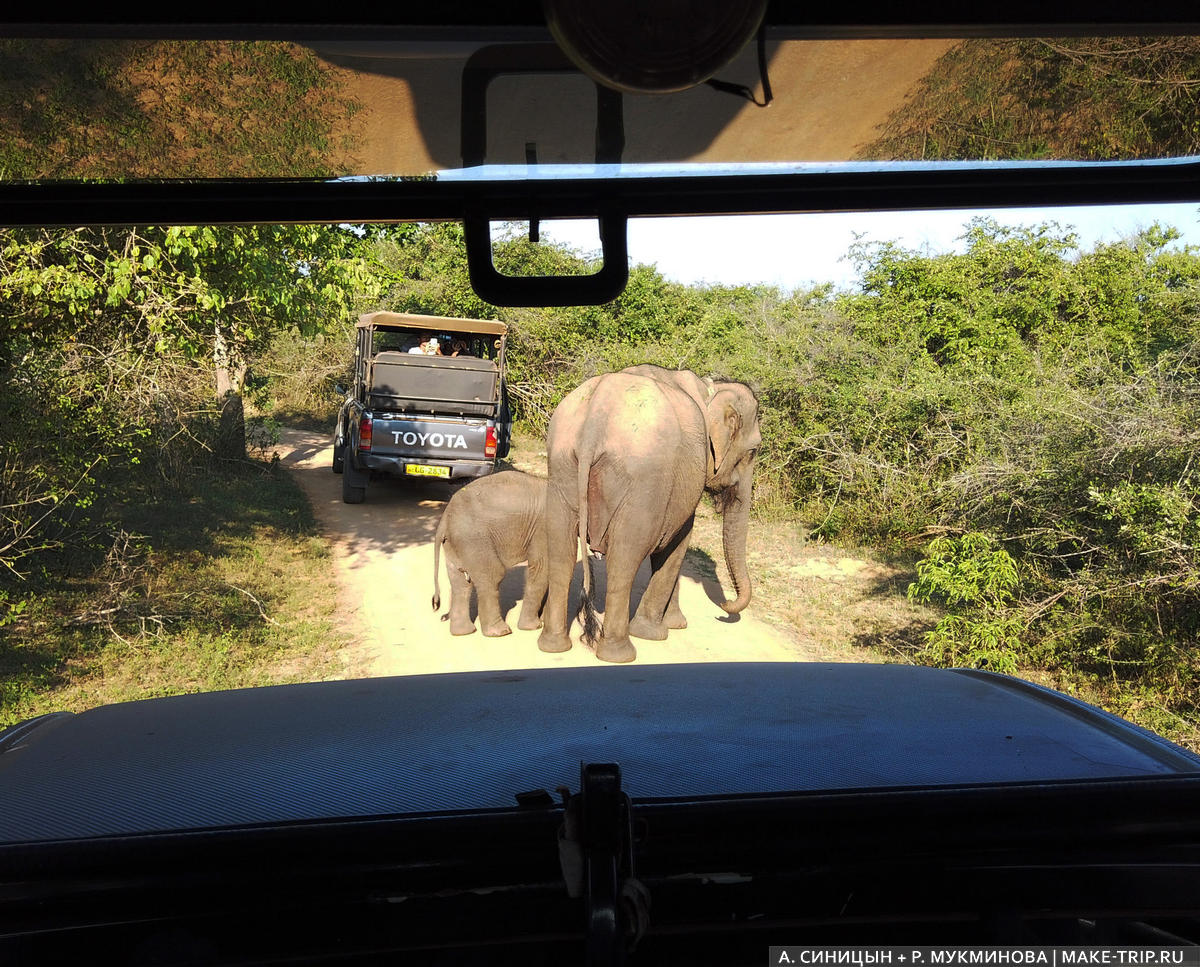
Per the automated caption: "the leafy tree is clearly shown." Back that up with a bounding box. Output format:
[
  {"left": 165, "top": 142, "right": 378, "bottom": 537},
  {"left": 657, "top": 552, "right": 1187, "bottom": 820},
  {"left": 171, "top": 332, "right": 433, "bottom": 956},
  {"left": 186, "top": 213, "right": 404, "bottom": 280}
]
[
  {"left": 369, "top": 222, "right": 495, "bottom": 320},
  {"left": 842, "top": 219, "right": 1080, "bottom": 370},
  {"left": 0, "top": 223, "right": 374, "bottom": 586},
  {"left": 2, "top": 224, "right": 371, "bottom": 452}
]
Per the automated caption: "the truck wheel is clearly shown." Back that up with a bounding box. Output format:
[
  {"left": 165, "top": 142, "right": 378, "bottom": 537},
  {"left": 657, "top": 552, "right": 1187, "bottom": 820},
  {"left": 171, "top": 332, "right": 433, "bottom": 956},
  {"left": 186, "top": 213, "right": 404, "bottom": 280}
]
[
  {"left": 332, "top": 442, "right": 345, "bottom": 474},
  {"left": 342, "top": 463, "right": 366, "bottom": 504}
]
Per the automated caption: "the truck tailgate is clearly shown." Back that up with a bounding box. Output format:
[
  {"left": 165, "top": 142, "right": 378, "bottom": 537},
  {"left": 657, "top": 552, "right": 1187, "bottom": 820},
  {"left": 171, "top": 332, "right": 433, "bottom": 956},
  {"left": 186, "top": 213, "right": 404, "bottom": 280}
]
[{"left": 369, "top": 415, "right": 490, "bottom": 461}]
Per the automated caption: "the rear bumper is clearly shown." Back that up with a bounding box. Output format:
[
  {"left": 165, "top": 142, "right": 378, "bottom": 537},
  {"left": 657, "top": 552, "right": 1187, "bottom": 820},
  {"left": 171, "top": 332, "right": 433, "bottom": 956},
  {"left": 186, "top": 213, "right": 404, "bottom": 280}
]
[{"left": 356, "top": 452, "right": 495, "bottom": 480}]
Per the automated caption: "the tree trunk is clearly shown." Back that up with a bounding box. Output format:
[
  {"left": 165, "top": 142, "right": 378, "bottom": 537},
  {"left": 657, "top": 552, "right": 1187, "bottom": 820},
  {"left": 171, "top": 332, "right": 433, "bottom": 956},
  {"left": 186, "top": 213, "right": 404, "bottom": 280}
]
[{"left": 214, "top": 326, "right": 246, "bottom": 460}]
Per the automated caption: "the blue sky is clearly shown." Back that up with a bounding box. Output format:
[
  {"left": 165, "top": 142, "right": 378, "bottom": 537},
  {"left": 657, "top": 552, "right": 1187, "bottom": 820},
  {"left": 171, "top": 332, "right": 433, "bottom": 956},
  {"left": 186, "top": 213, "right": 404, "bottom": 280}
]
[{"left": 539, "top": 203, "right": 1200, "bottom": 292}]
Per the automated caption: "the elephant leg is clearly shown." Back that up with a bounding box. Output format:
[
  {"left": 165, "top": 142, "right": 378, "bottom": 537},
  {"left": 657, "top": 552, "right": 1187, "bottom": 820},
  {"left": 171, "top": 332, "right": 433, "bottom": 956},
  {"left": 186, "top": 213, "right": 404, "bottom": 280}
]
[
  {"left": 473, "top": 559, "right": 512, "bottom": 638},
  {"left": 517, "top": 557, "right": 547, "bottom": 631},
  {"left": 595, "top": 539, "right": 648, "bottom": 663},
  {"left": 538, "top": 489, "right": 576, "bottom": 653},
  {"left": 630, "top": 517, "right": 693, "bottom": 641},
  {"left": 664, "top": 575, "right": 688, "bottom": 630},
  {"left": 445, "top": 554, "right": 476, "bottom": 636}
]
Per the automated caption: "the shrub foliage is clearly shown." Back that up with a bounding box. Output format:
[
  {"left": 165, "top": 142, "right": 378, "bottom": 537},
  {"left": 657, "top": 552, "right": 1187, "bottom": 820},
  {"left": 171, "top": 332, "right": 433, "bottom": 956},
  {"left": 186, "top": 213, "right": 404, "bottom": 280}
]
[
  {"left": 323, "top": 219, "right": 1200, "bottom": 743},
  {"left": 4, "top": 215, "right": 1200, "bottom": 745}
]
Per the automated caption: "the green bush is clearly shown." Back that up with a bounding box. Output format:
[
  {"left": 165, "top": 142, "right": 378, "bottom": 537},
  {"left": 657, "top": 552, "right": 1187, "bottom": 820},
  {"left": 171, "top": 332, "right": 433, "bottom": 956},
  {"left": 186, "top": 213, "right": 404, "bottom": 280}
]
[
  {"left": 252, "top": 216, "right": 1200, "bottom": 743},
  {"left": 908, "top": 533, "right": 1022, "bottom": 672}
]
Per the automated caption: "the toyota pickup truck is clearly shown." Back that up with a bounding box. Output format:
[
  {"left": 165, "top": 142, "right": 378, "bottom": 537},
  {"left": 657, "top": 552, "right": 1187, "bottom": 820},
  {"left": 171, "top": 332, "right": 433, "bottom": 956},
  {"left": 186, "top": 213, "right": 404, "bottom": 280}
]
[{"left": 332, "top": 311, "right": 512, "bottom": 503}]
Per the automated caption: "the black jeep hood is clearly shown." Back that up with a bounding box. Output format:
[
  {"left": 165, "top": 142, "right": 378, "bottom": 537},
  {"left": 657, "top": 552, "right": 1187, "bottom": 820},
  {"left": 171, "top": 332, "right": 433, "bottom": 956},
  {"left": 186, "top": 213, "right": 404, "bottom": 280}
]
[{"left": 1, "top": 662, "right": 1197, "bottom": 845}]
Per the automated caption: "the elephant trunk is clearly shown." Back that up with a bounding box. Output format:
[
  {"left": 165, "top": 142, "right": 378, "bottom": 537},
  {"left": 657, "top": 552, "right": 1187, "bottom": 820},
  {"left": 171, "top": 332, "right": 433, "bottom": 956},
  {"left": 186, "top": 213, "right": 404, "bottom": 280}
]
[{"left": 718, "top": 468, "right": 753, "bottom": 614}]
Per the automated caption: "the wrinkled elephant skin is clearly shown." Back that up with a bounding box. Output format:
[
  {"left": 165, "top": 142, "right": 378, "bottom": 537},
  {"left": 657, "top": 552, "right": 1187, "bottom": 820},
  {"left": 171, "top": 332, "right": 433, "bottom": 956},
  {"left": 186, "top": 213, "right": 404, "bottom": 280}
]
[
  {"left": 538, "top": 366, "right": 760, "bottom": 663},
  {"left": 433, "top": 471, "right": 548, "bottom": 637}
]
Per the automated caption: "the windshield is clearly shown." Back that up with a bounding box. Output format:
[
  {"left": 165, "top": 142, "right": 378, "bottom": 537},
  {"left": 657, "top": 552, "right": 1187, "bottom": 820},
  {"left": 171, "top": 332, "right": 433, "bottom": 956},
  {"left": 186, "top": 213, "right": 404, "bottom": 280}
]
[
  {"left": 3, "top": 30, "right": 1200, "bottom": 807},
  {"left": 3, "top": 36, "right": 1200, "bottom": 179}
]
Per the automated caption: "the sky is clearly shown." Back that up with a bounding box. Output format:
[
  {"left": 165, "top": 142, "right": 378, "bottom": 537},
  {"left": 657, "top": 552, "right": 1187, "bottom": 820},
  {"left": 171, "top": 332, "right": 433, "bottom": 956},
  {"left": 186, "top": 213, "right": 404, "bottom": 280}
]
[{"left": 536, "top": 203, "right": 1200, "bottom": 292}]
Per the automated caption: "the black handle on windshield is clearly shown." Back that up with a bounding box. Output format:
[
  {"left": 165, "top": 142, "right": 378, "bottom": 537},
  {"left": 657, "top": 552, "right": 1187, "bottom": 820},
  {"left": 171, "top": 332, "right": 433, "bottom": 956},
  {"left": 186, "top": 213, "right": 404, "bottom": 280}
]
[{"left": 460, "top": 43, "right": 628, "bottom": 306}]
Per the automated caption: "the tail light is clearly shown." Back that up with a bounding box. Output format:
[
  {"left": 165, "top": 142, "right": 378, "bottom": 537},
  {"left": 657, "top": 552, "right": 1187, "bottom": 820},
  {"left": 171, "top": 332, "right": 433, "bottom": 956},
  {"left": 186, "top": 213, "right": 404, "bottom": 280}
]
[
  {"left": 358, "top": 414, "right": 373, "bottom": 452},
  {"left": 484, "top": 424, "right": 498, "bottom": 458}
]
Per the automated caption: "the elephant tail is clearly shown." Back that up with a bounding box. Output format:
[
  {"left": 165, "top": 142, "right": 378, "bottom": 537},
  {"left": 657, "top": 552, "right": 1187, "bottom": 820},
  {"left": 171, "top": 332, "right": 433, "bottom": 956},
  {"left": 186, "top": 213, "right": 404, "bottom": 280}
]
[
  {"left": 432, "top": 510, "right": 448, "bottom": 612},
  {"left": 576, "top": 457, "right": 601, "bottom": 648}
]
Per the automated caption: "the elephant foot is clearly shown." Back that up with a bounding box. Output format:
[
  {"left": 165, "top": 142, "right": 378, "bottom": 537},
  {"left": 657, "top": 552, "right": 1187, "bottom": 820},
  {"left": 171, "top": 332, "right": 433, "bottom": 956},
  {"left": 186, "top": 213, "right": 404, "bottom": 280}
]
[
  {"left": 449, "top": 620, "right": 477, "bottom": 637},
  {"left": 665, "top": 608, "right": 688, "bottom": 630},
  {"left": 517, "top": 613, "right": 543, "bottom": 631},
  {"left": 596, "top": 636, "right": 637, "bottom": 664},
  {"left": 481, "top": 620, "right": 512, "bottom": 638},
  {"left": 538, "top": 629, "right": 573, "bottom": 653},
  {"left": 628, "top": 615, "right": 668, "bottom": 641}
]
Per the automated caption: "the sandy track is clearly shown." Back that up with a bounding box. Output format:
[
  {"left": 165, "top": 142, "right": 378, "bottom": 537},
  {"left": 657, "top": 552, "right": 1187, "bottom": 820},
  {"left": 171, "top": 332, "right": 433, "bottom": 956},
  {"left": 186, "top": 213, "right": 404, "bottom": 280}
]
[{"left": 274, "top": 428, "right": 807, "bottom": 677}]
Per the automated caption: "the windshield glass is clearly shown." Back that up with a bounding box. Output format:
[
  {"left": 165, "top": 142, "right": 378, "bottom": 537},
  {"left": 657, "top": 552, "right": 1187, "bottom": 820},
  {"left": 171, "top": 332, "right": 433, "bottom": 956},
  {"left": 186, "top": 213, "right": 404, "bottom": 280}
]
[
  {"left": 3, "top": 30, "right": 1200, "bottom": 814},
  {"left": 3, "top": 36, "right": 1200, "bottom": 181},
  {"left": 4, "top": 203, "right": 1199, "bottom": 760}
]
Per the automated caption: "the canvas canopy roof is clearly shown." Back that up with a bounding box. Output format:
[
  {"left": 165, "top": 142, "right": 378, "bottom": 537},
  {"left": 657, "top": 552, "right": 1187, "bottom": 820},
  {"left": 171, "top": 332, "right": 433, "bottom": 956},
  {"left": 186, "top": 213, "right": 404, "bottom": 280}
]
[{"left": 357, "top": 311, "right": 507, "bottom": 336}]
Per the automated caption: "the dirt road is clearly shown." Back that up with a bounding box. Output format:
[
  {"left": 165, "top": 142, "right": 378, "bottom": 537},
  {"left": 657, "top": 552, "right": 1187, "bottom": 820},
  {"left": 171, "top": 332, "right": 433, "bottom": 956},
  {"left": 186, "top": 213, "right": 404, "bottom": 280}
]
[{"left": 275, "top": 428, "right": 808, "bottom": 678}]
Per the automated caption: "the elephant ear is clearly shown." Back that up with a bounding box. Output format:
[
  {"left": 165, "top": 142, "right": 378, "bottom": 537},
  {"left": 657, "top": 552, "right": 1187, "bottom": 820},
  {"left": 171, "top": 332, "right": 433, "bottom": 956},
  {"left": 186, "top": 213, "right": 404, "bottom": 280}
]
[{"left": 706, "top": 390, "right": 742, "bottom": 479}]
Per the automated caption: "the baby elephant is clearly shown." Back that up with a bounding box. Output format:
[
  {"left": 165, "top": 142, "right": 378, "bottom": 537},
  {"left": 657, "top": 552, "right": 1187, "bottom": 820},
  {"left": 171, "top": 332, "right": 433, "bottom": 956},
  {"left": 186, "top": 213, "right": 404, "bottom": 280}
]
[{"left": 432, "top": 470, "right": 548, "bottom": 637}]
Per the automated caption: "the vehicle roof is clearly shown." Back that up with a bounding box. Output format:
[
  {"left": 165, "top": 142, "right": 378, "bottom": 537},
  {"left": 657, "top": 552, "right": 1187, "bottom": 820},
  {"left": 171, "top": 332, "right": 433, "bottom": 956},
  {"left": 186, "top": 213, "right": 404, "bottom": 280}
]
[
  {"left": 357, "top": 311, "right": 507, "bottom": 336},
  {"left": 2, "top": 663, "right": 1196, "bottom": 844}
]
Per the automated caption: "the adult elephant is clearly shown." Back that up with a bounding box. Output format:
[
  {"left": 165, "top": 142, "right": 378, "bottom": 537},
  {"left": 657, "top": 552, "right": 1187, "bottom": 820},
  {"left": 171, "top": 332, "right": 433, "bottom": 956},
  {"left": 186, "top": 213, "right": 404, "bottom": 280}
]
[{"left": 537, "top": 364, "right": 760, "bottom": 663}]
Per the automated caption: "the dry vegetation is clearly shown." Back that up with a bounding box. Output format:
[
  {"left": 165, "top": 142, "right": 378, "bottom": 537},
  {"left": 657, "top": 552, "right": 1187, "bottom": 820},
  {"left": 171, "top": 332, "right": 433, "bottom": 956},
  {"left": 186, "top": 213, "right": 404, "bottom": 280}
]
[
  {"left": 861, "top": 37, "right": 1200, "bottom": 161},
  {"left": 0, "top": 39, "right": 361, "bottom": 178}
]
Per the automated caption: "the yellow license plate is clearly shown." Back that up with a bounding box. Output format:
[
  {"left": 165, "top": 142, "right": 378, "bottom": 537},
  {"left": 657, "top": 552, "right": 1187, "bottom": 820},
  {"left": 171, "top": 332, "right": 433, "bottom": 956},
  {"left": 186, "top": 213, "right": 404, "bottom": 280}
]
[{"left": 405, "top": 464, "right": 451, "bottom": 478}]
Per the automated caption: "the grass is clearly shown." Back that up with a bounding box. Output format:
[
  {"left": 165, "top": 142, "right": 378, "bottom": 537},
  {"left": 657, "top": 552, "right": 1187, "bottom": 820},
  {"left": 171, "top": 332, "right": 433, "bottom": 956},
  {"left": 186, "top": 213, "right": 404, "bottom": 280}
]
[
  {"left": 0, "top": 458, "right": 353, "bottom": 728},
  {"left": 0, "top": 39, "right": 361, "bottom": 179},
  {"left": 687, "top": 501, "right": 935, "bottom": 665},
  {"left": 859, "top": 37, "right": 1200, "bottom": 161},
  {"left": 249, "top": 329, "right": 351, "bottom": 432}
]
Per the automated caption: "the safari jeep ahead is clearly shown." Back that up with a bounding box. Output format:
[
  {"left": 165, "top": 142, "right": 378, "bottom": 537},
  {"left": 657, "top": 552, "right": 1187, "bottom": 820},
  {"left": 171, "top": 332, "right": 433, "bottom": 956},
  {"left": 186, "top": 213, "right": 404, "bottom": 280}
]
[{"left": 333, "top": 311, "right": 512, "bottom": 503}]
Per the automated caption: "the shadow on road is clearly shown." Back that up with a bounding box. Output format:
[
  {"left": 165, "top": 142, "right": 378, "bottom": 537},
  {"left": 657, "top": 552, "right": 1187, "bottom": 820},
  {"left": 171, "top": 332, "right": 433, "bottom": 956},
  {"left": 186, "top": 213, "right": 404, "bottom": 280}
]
[
  {"left": 682, "top": 547, "right": 732, "bottom": 608},
  {"left": 276, "top": 428, "right": 458, "bottom": 557},
  {"left": 490, "top": 555, "right": 732, "bottom": 630},
  {"left": 279, "top": 427, "right": 752, "bottom": 647}
]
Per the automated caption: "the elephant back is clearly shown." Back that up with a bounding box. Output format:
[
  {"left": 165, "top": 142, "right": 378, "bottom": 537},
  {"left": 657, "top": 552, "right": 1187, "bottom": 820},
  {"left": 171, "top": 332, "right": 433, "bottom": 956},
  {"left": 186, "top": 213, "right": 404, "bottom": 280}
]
[{"left": 584, "top": 372, "right": 708, "bottom": 470}]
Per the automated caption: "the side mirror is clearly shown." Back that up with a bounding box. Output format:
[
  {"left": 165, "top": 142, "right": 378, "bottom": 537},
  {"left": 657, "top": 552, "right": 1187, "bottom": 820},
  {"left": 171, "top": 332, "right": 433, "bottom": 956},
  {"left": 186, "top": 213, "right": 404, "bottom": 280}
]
[{"left": 333, "top": 383, "right": 347, "bottom": 397}]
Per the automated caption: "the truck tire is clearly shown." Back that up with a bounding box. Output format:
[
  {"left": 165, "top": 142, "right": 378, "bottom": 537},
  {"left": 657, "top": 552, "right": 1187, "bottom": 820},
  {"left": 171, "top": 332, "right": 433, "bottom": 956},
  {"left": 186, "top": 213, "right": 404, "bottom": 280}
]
[{"left": 342, "top": 460, "right": 366, "bottom": 504}]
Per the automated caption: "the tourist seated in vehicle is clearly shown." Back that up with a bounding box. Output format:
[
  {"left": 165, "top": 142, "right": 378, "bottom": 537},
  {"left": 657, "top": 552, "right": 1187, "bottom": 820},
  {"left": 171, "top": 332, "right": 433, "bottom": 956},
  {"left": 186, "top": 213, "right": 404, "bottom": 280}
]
[{"left": 408, "top": 333, "right": 443, "bottom": 356}]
